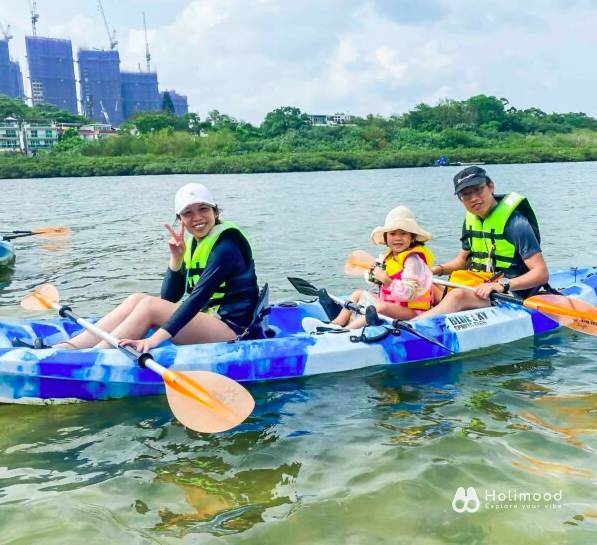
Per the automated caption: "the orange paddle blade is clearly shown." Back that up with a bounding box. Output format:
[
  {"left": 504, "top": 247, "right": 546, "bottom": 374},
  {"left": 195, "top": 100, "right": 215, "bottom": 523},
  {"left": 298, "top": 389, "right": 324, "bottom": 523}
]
[
  {"left": 164, "top": 370, "right": 254, "bottom": 433},
  {"left": 344, "top": 250, "right": 376, "bottom": 277},
  {"left": 21, "top": 283, "right": 60, "bottom": 310},
  {"left": 31, "top": 226, "right": 70, "bottom": 238},
  {"left": 524, "top": 294, "right": 597, "bottom": 336}
]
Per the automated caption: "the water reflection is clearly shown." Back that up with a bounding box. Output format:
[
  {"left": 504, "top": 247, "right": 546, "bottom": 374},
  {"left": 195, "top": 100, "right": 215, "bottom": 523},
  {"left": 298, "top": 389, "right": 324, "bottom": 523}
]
[{"left": 152, "top": 457, "right": 300, "bottom": 537}]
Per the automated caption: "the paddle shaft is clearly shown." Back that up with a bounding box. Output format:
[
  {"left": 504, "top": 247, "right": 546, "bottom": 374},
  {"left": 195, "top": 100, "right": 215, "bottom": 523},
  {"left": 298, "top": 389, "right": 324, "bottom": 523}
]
[
  {"left": 326, "top": 291, "right": 454, "bottom": 353},
  {"left": 48, "top": 301, "right": 168, "bottom": 378},
  {"left": 3, "top": 232, "right": 36, "bottom": 241},
  {"left": 432, "top": 277, "right": 523, "bottom": 305}
]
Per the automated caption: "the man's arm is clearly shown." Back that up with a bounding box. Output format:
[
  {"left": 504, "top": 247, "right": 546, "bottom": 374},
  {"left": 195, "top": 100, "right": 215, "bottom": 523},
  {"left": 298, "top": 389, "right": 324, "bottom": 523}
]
[
  {"left": 432, "top": 249, "right": 470, "bottom": 276},
  {"left": 508, "top": 252, "right": 549, "bottom": 291}
]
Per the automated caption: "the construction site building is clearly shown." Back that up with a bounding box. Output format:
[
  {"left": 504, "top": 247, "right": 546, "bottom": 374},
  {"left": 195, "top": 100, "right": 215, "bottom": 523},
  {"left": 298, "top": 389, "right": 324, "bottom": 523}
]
[
  {"left": 26, "top": 36, "right": 78, "bottom": 114},
  {"left": 78, "top": 49, "right": 123, "bottom": 126},
  {"left": 121, "top": 71, "right": 160, "bottom": 120},
  {"left": 0, "top": 40, "right": 24, "bottom": 99},
  {"left": 161, "top": 90, "right": 188, "bottom": 116}
]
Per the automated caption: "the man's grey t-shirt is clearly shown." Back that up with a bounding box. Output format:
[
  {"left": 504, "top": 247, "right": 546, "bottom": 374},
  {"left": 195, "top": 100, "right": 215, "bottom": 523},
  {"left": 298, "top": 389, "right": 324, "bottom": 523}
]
[{"left": 461, "top": 210, "right": 542, "bottom": 277}]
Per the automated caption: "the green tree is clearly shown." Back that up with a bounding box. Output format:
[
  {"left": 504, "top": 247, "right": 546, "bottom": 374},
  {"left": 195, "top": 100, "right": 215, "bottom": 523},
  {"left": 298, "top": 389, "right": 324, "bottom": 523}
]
[
  {"left": 129, "top": 111, "right": 177, "bottom": 134},
  {"left": 52, "top": 127, "right": 84, "bottom": 154},
  {"left": 261, "top": 106, "right": 309, "bottom": 137}
]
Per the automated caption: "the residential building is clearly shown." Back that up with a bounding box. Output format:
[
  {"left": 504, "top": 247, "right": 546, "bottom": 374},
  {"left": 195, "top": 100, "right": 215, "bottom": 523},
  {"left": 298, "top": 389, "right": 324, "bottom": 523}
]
[
  {"left": 0, "top": 117, "right": 21, "bottom": 152},
  {"left": 308, "top": 113, "right": 353, "bottom": 126},
  {"left": 78, "top": 123, "right": 116, "bottom": 140},
  {"left": 23, "top": 121, "right": 59, "bottom": 154}
]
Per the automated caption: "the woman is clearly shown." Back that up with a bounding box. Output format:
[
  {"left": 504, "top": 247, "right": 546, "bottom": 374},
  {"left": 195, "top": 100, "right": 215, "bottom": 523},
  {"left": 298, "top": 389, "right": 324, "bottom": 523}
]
[{"left": 56, "top": 183, "right": 259, "bottom": 352}]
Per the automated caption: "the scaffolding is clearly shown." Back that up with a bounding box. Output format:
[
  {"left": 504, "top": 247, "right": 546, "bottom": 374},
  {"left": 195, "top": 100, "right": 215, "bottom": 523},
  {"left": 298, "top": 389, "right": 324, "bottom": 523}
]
[
  {"left": 0, "top": 39, "right": 11, "bottom": 97},
  {"left": 9, "top": 61, "right": 23, "bottom": 99},
  {"left": 161, "top": 90, "right": 188, "bottom": 116},
  {"left": 78, "top": 49, "right": 122, "bottom": 126},
  {"left": 121, "top": 71, "right": 160, "bottom": 120},
  {"left": 26, "top": 36, "right": 78, "bottom": 114}
]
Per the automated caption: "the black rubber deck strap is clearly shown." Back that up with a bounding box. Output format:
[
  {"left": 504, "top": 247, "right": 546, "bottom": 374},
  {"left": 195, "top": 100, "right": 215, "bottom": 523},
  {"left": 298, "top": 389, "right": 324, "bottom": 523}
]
[
  {"left": 58, "top": 305, "right": 73, "bottom": 318},
  {"left": 138, "top": 352, "right": 152, "bottom": 368}
]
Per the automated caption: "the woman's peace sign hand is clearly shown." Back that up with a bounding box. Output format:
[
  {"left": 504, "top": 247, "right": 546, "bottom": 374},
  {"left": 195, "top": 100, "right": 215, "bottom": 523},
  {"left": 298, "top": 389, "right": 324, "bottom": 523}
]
[{"left": 165, "top": 222, "right": 186, "bottom": 269}]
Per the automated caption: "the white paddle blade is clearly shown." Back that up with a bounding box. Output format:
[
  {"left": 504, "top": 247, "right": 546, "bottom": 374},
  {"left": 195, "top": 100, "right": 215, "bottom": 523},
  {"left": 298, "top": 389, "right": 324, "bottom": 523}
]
[
  {"left": 165, "top": 370, "right": 255, "bottom": 433},
  {"left": 21, "top": 284, "right": 60, "bottom": 311}
]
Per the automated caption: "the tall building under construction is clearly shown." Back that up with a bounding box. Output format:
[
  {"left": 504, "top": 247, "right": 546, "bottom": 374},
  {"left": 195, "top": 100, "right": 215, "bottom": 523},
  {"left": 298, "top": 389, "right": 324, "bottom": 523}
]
[
  {"left": 78, "top": 49, "right": 123, "bottom": 126},
  {"left": 161, "top": 90, "right": 188, "bottom": 116},
  {"left": 25, "top": 36, "right": 78, "bottom": 114},
  {"left": 0, "top": 39, "right": 24, "bottom": 99},
  {"left": 121, "top": 71, "right": 160, "bottom": 120}
]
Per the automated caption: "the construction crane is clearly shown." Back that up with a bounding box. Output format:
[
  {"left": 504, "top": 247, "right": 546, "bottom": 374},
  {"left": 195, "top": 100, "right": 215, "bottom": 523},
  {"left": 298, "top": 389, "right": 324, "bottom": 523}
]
[
  {"left": 97, "top": 0, "right": 118, "bottom": 50},
  {"left": 29, "top": 0, "right": 39, "bottom": 36},
  {"left": 0, "top": 22, "right": 13, "bottom": 42},
  {"left": 142, "top": 12, "right": 151, "bottom": 72}
]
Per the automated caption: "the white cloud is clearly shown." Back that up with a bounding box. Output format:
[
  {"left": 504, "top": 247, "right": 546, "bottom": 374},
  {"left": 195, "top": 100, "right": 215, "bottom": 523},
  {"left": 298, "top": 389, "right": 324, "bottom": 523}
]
[{"left": 1, "top": 0, "right": 596, "bottom": 123}]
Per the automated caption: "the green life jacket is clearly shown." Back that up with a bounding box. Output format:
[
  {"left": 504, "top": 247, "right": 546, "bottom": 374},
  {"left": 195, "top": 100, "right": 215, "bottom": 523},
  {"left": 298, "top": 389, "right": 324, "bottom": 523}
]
[
  {"left": 183, "top": 221, "right": 257, "bottom": 316},
  {"left": 463, "top": 192, "right": 540, "bottom": 276}
]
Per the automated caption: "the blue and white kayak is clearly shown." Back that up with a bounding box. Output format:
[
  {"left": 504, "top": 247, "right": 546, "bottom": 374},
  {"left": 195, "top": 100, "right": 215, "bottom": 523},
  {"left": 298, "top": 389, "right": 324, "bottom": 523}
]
[
  {"left": 0, "top": 267, "right": 595, "bottom": 404},
  {"left": 0, "top": 241, "right": 15, "bottom": 269}
]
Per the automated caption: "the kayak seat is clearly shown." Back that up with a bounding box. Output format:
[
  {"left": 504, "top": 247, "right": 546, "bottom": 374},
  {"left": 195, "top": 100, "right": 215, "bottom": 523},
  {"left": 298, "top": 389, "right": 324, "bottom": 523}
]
[{"left": 235, "top": 283, "right": 276, "bottom": 340}]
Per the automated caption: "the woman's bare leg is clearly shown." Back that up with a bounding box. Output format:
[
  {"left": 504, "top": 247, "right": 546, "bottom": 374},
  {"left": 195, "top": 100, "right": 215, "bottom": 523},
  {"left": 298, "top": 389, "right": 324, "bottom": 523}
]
[
  {"left": 94, "top": 295, "right": 236, "bottom": 349},
  {"left": 55, "top": 293, "right": 150, "bottom": 349}
]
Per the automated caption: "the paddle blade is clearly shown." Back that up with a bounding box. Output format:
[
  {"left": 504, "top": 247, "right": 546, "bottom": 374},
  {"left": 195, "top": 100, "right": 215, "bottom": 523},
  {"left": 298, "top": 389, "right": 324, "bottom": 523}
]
[
  {"left": 21, "top": 283, "right": 60, "bottom": 310},
  {"left": 164, "top": 370, "right": 254, "bottom": 433},
  {"left": 31, "top": 226, "right": 70, "bottom": 238},
  {"left": 344, "top": 250, "right": 376, "bottom": 277},
  {"left": 287, "top": 276, "right": 319, "bottom": 298},
  {"left": 524, "top": 294, "right": 597, "bottom": 336}
]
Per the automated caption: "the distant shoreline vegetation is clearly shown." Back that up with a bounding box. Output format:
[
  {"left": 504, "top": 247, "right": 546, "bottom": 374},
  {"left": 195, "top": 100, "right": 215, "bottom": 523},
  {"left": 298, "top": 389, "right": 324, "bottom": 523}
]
[{"left": 1, "top": 95, "right": 597, "bottom": 179}]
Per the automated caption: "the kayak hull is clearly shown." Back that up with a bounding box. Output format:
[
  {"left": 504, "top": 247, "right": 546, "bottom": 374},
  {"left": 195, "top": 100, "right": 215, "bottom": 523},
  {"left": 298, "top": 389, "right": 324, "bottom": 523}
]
[
  {"left": 0, "top": 267, "right": 595, "bottom": 404},
  {"left": 0, "top": 241, "right": 15, "bottom": 269}
]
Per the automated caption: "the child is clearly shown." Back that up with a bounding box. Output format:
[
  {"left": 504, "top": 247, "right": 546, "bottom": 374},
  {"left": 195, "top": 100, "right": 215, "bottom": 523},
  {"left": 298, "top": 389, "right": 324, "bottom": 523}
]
[{"left": 314, "top": 206, "right": 435, "bottom": 331}]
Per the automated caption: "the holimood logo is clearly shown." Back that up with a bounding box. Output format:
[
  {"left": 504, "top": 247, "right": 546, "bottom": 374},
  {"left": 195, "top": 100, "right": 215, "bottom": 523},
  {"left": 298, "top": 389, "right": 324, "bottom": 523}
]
[
  {"left": 452, "top": 487, "right": 481, "bottom": 513},
  {"left": 451, "top": 486, "right": 563, "bottom": 513}
]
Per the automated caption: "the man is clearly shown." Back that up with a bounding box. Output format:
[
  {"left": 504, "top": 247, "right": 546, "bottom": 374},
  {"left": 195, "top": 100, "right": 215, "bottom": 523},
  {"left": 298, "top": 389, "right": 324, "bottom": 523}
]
[{"left": 416, "top": 166, "right": 549, "bottom": 318}]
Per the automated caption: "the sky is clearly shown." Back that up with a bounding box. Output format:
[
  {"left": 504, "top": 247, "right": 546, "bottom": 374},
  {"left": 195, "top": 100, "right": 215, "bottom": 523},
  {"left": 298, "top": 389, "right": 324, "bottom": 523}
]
[{"left": 1, "top": 0, "right": 596, "bottom": 124}]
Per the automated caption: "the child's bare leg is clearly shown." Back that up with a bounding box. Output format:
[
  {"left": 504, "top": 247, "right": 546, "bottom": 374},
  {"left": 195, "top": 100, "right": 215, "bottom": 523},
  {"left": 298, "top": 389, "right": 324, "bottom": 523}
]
[
  {"left": 332, "top": 289, "right": 361, "bottom": 326},
  {"left": 375, "top": 301, "right": 417, "bottom": 321},
  {"left": 346, "top": 315, "right": 366, "bottom": 330}
]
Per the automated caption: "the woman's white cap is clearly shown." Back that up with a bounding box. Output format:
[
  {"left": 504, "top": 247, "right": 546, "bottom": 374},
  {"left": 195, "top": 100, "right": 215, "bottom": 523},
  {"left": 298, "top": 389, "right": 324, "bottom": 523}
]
[
  {"left": 175, "top": 183, "right": 217, "bottom": 215},
  {"left": 370, "top": 205, "right": 433, "bottom": 245}
]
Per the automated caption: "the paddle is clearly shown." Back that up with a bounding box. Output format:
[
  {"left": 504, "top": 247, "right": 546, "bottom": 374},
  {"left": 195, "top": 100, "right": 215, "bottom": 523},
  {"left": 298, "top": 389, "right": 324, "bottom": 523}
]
[
  {"left": 21, "top": 284, "right": 255, "bottom": 433},
  {"left": 432, "top": 278, "right": 597, "bottom": 336},
  {"left": 344, "top": 250, "right": 377, "bottom": 277},
  {"left": 345, "top": 250, "right": 597, "bottom": 336},
  {"left": 287, "top": 276, "right": 454, "bottom": 353},
  {"left": 2, "top": 226, "right": 70, "bottom": 241}
]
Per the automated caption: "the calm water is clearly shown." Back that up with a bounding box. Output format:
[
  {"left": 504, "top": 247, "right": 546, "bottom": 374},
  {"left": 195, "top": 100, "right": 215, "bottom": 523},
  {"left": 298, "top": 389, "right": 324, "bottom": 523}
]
[{"left": 0, "top": 163, "right": 596, "bottom": 544}]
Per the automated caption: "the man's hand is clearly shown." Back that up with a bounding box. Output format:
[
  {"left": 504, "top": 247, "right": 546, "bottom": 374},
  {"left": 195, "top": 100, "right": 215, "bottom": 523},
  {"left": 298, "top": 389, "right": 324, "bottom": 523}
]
[{"left": 474, "top": 282, "right": 504, "bottom": 300}]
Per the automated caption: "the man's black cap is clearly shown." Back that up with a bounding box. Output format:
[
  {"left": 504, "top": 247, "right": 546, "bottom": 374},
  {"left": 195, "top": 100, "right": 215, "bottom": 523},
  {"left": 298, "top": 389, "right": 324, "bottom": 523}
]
[{"left": 453, "top": 166, "right": 489, "bottom": 195}]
